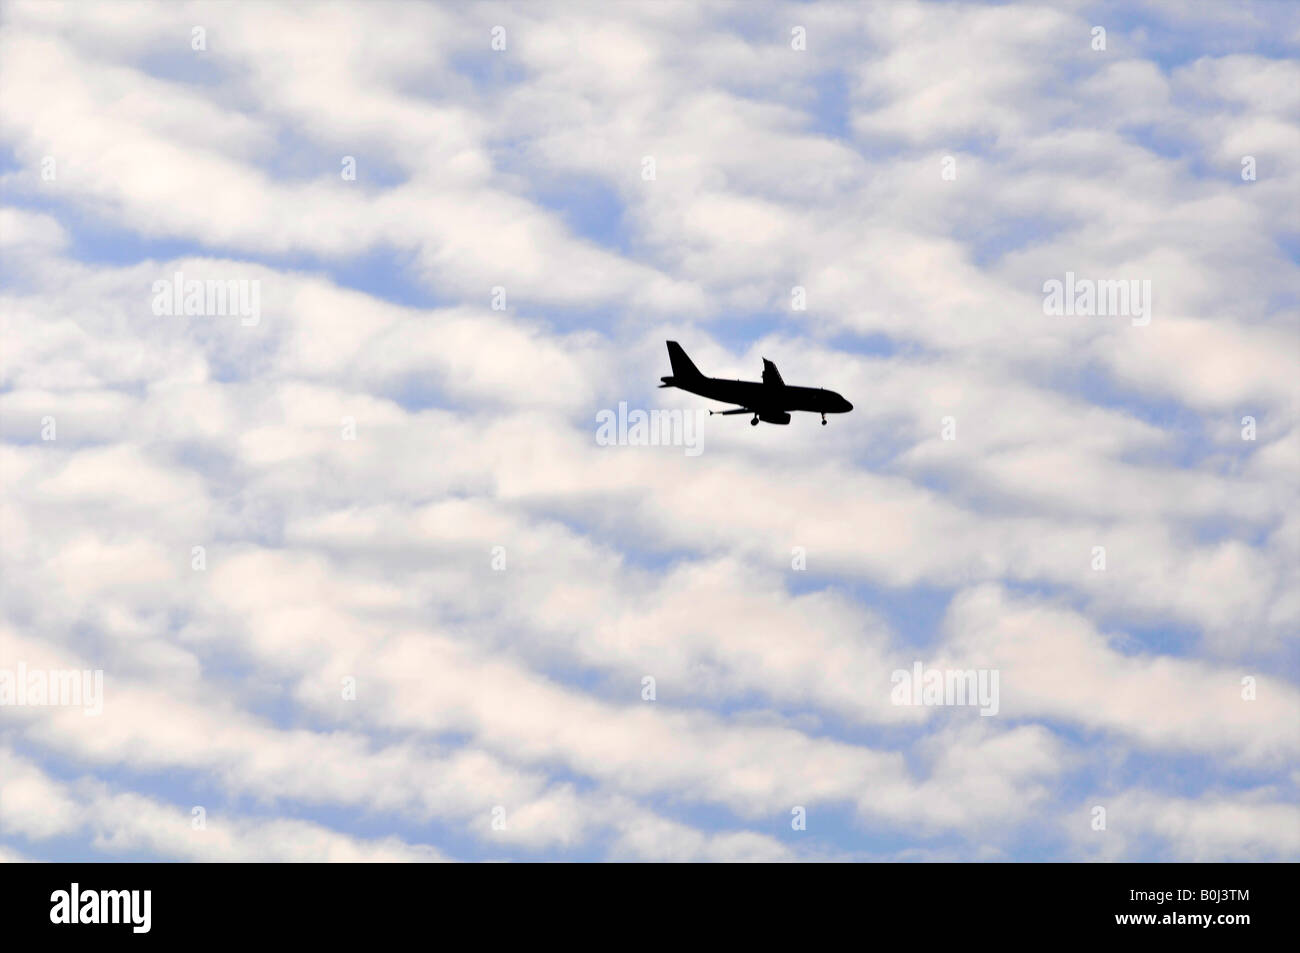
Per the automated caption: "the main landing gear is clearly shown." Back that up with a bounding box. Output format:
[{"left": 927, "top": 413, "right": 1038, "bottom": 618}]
[{"left": 750, "top": 415, "right": 759, "bottom": 426}]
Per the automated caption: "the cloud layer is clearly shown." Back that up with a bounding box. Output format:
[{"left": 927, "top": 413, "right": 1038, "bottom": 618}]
[{"left": 1, "top": 0, "right": 1297, "bottom": 861}]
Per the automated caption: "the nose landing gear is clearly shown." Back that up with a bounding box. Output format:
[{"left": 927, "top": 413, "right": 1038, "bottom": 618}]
[
  {"left": 750, "top": 415, "right": 759, "bottom": 426},
  {"left": 821, "top": 413, "right": 827, "bottom": 425}
]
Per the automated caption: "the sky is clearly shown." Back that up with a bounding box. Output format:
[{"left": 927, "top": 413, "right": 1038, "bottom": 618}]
[{"left": 0, "top": 0, "right": 1297, "bottom": 863}]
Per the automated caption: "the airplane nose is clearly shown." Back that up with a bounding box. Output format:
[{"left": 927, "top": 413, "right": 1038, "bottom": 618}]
[{"left": 841, "top": 398, "right": 853, "bottom": 412}]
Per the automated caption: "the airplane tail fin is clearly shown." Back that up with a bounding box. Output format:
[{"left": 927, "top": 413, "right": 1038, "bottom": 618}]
[{"left": 665, "top": 341, "right": 703, "bottom": 382}]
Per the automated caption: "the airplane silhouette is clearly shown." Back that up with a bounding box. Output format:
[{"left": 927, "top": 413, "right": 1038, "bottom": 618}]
[{"left": 659, "top": 341, "right": 853, "bottom": 426}]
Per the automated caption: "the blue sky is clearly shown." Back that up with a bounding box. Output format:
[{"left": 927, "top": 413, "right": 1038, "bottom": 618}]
[{"left": 0, "top": 0, "right": 1297, "bottom": 862}]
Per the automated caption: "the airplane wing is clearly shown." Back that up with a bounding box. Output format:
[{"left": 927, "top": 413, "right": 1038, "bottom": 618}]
[{"left": 762, "top": 358, "right": 784, "bottom": 387}]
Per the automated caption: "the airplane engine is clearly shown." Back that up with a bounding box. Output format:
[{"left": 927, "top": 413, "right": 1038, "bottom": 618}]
[{"left": 758, "top": 410, "right": 791, "bottom": 425}]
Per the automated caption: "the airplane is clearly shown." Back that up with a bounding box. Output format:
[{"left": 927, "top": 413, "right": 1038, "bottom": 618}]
[{"left": 659, "top": 340, "right": 853, "bottom": 426}]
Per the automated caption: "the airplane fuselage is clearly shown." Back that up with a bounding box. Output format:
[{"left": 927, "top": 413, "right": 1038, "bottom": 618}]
[{"left": 669, "top": 376, "right": 851, "bottom": 415}]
